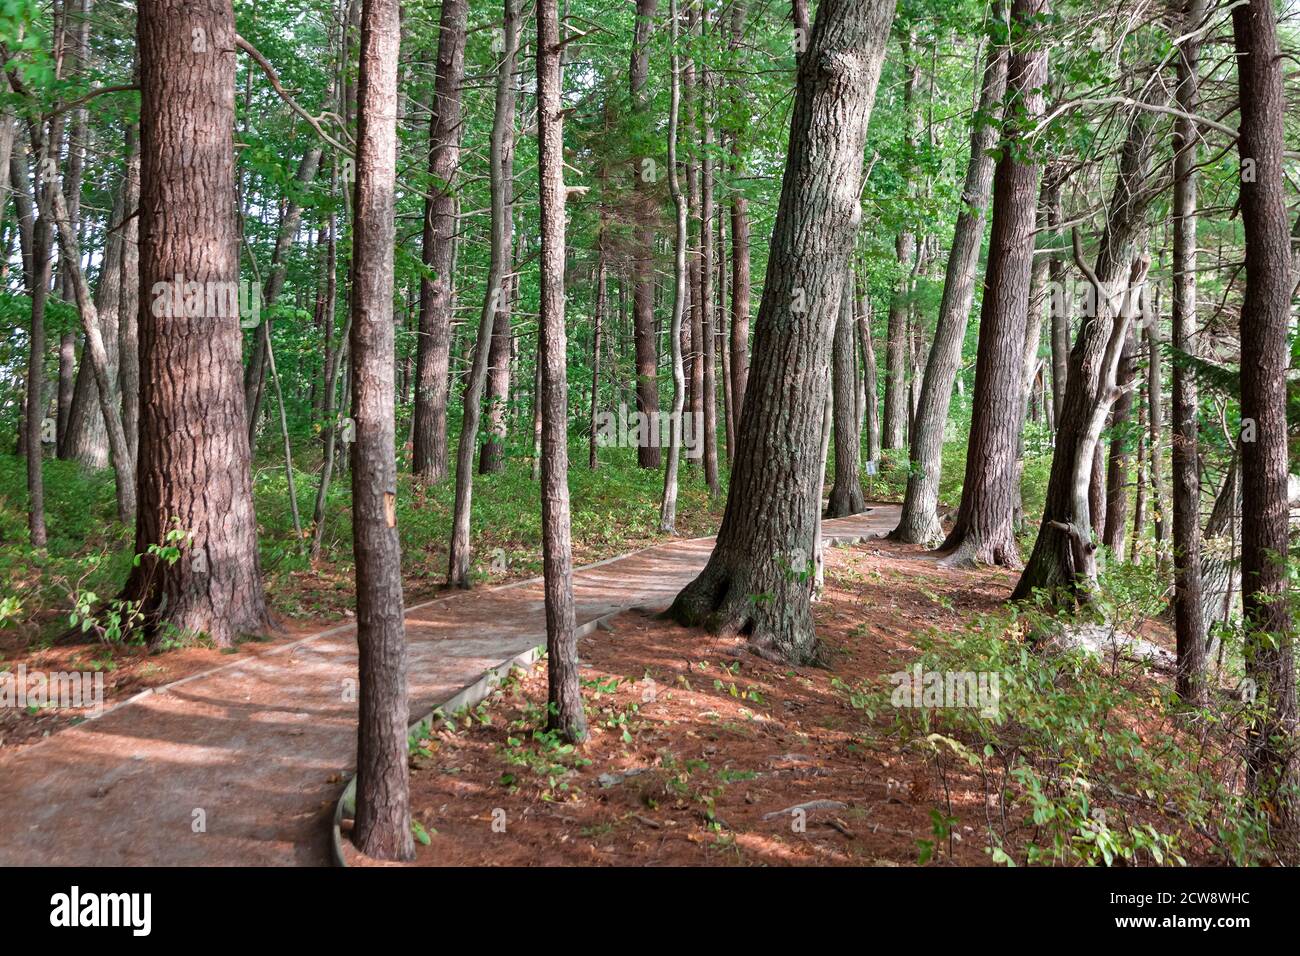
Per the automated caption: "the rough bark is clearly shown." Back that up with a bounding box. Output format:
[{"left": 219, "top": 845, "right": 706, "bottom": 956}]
[
  {"left": 411, "top": 0, "right": 467, "bottom": 482},
  {"left": 667, "top": 0, "right": 895, "bottom": 664},
  {"left": 347, "top": 0, "right": 413, "bottom": 863},
  {"left": 939, "top": 0, "right": 1050, "bottom": 569},
  {"left": 123, "top": 0, "right": 270, "bottom": 648},
  {"left": 537, "top": 0, "right": 586, "bottom": 743},
  {"left": 1232, "top": 0, "right": 1297, "bottom": 856},
  {"left": 1169, "top": 0, "right": 1207, "bottom": 705},
  {"left": 630, "top": 0, "right": 661, "bottom": 468}
]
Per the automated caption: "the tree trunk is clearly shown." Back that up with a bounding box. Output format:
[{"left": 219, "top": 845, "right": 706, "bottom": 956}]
[
  {"left": 447, "top": 0, "right": 517, "bottom": 588},
  {"left": 630, "top": 0, "right": 661, "bottom": 468},
  {"left": 347, "top": 0, "right": 413, "bottom": 863},
  {"left": 118, "top": 125, "right": 141, "bottom": 466},
  {"left": 1170, "top": 0, "right": 1207, "bottom": 705},
  {"left": 858, "top": 287, "right": 880, "bottom": 466},
  {"left": 881, "top": 43, "right": 917, "bottom": 453},
  {"left": 244, "top": 146, "right": 322, "bottom": 442},
  {"left": 826, "top": 264, "right": 864, "bottom": 517},
  {"left": 411, "top": 0, "right": 467, "bottom": 482},
  {"left": 660, "top": 0, "right": 688, "bottom": 533},
  {"left": 61, "top": 172, "right": 128, "bottom": 469},
  {"left": 1102, "top": 323, "right": 1137, "bottom": 555},
  {"left": 893, "top": 40, "right": 1006, "bottom": 544},
  {"left": 123, "top": 0, "right": 270, "bottom": 648},
  {"left": 700, "top": 85, "right": 719, "bottom": 495},
  {"left": 1232, "top": 0, "right": 1297, "bottom": 857},
  {"left": 668, "top": 0, "right": 895, "bottom": 664},
  {"left": 939, "top": 0, "right": 1050, "bottom": 569},
  {"left": 537, "top": 0, "right": 586, "bottom": 743},
  {"left": 1012, "top": 103, "right": 1159, "bottom": 600}
]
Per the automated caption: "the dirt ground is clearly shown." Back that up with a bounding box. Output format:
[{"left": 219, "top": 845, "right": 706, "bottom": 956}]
[{"left": 344, "top": 537, "right": 1085, "bottom": 867}]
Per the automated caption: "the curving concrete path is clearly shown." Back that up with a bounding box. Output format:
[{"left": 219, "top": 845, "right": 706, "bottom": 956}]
[{"left": 0, "top": 505, "right": 900, "bottom": 866}]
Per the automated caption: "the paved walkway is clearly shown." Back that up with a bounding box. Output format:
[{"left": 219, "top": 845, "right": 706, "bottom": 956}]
[{"left": 0, "top": 506, "right": 900, "bottom": 866}]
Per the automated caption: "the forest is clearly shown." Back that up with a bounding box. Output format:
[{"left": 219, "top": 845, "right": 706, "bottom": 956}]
[{"left": 0, "top": 0, "right": 1297, "bottom": 874}]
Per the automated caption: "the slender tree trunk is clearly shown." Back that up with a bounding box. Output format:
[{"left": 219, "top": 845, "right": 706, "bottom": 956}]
[
  {"left": 893, "top": 40, "right": 1006, "bottom": 543},
  {"left": 537, "top": 0, "right": 586, "bottom": 743},
  {"left": 940, "top": 0, "right": 1050, "bottom": 569},
  {"left": 57, "top": 331, "right": 75, "bottom": 451},
  {"left": 1102, "top": 323, "right": 1137, "bottom": 555},
  {"left": 21, "top": 153, "right": 50, "bottom": 547},
  {"left": 447, "top": 0, "right": 517, "bottom": 588},
  {"left": 244, "top": 146, "right": 322, "bottom": 441},
  {"left": 826, "top": 263, "right": 864, "bottom": 517},
  {"left": 1232, "top": 0, "right": 1297, "bottom": 857},
  {"left": 118, "top": 125, "right": 141, "bottom": 466},
  {"left": 668, "top": 0, "right": 895, "bottom": 664},
  {"left": 62, "top": 173, "right": 127, "bottom": 468},
  {"left": 49, "top": 175, "right": 136, "bottom": 522},
  {"left": 858, "top": 287, "right": 880, "bottom": 466},
  {"left": 660, "top": 0, "right": 688, "bottom": 534},
  {"left": 347, "top": 0, "right": 413, "bottom": 863},
  {"left": 881, "top": 43, "right": 917, "bottom": 453},
  {"left": 589, "top": 248, "right": 605, "bottom": 470},
  {"left": 630, "top": 0, "right": 661, "bottom": 468},
  {"left": 699, "top": 69, "right": 719, "bottom": 495},
  {"left": 1169, "top": 0, "right": 1207, "bottom": 706},
  {"left": 123, "top": 0, "right": 270, "bottom": 647},
  {"left": 478, "top": 267, "right": 512, "bottom": 474},
  {"left": 411, "top": 0, "right": 467, "bottom": 481}
]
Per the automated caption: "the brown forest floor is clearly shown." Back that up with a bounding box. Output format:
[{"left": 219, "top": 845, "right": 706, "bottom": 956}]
[{"left": 345, "top": 538, "right": 1122, "bottom": 867}]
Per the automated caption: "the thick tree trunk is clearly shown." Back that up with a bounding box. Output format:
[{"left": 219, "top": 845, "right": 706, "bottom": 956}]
[
  {"left": 123, "top": 0, "right": 270, "bottom": 648},
  {"left": 893, "top": 41, "right": 1006, "bottom": 544},
  {"left": 630, "top": 0, "right": 661, "bottom": 468},
  {"left": 347, "top": 0, "right": 413, "bottom": 863},
  {"left": 1012, "top": 104, "right": 1159, "bottom": 600},
  {"left": 411, "top": 0, "right": 467, "bottom": 482},
  {"left": 939, "top": 0, "right": 1050, "bottom": 569},
  {"left": 668, "top": 0, "right": 894, "bottom": 664},
  {"left": 447, "top": 0, "right": 517, "bottom": 588},
  {"left": 537, "top": 0, "right": 586, "bottom": 743},
  {"left": 1232, "top": 0, "right": 1297, "bottom": 857},
  {"left": 826, "top": 266, "right": 864, "bottom": 517},
  {"left": 1169, "top": 0, "right": 1207, "bottom": 705}
]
